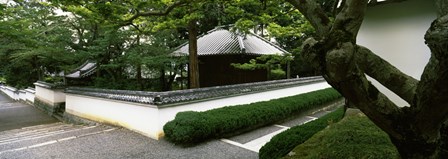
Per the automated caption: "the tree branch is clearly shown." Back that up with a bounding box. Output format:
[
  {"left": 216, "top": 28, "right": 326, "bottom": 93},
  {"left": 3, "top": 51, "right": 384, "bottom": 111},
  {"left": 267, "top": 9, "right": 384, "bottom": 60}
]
[
  {"left": 332, "top": 0, "right": 368, "bottom": 41},
  {"left": 121, "top": 1, "right": 188, "bottom": 26},
  {"left": 299, "top": 0, "right": 408, "bottom": 140},
  {"left": 322, "top": 42, "right": 403, "bottom": 139},
  {"left": 355, "top": 46, "right": 418, "bottom": 104},
  {"left": 414, "top": 7, "right": 448, "bottom": 138},
  {"left": 285, "top": 0, "right": 331, "bottom": 37}
]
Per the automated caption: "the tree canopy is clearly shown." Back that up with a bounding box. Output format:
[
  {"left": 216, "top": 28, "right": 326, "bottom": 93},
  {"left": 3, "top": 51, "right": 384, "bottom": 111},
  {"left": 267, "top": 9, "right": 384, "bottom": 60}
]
[
  {"left": 1, "top": 0, "right": 447, "bottom": 158},
  {"left": 1, "top": 0, "right": 314, "bottom": 90}
]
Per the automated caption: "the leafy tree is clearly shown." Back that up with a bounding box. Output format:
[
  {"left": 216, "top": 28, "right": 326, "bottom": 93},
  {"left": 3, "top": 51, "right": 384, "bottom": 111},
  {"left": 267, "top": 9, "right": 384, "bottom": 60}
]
[
  {"left": 0, "top": 1, "right": 73, "bottom": 88},
  {"left": 224, "top": 0, "right": 319, "bottom": 77},
  {"left": 51, "top": 0, "right": 205, "bottom": 89},
  {"left": 286, "top": 0, "right": 448, "bottom": 158},
  {"left": 48, "top": 0, "right": 189, "bottom": 90}
]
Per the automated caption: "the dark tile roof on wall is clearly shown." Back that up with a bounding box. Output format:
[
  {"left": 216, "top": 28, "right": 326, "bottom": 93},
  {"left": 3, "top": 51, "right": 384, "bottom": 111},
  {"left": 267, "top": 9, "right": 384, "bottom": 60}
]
[
  {"left": 65, "top": 60, "right": 97, "bottom": 78},
  {"left": 172, "top": 26, "right": 289, "bottom": 56}
]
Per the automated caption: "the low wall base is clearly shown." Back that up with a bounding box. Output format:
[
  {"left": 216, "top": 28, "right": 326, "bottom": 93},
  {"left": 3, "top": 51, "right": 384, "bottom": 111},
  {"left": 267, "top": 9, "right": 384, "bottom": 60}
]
[
  {"left": 64, "top": 112, "right": 99, "bottom": 126},
  {"left": 34, "top": 98, "right": 64, "bottom": 116}
]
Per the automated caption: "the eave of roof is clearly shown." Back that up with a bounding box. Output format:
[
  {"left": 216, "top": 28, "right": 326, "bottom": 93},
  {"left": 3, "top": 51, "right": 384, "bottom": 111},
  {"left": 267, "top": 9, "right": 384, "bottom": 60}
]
[
  {"left": 172, "top": 26, "right": 290, "bottom": 56},
  {"left": 65, "top": 60, "right": 97, "bottom": 79}
]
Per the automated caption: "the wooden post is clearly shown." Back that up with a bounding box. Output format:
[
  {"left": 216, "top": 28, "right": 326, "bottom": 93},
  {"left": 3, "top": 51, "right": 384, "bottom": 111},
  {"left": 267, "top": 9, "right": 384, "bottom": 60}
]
[{"left": 188, "top": 20, "right": 200, "bottom": 88}]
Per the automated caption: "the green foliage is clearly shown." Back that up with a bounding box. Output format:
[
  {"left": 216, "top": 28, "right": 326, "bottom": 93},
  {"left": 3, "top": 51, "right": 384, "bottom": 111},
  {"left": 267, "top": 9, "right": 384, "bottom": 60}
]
[
  {"left": 0, "top": 2, "right": 74, "bottom": 88},
  {"left": 270, "top": 68, "right": 286, "bottom": 80},
  {"left": 0, "top": 0, "right": 318, "bottom": 89},
  {"left": 48, "top": 0, "right": 190, "bottom": 90},
  {"left": 283, "top": 112, "right": 399, "bottom": 159},
  {"left": 163, "top": 88, "right": 342, "bottom": 145},
  {"left": 259, "top": 107, "right": 345, "bottom": 159},
  {"left": 231, "top": 54, "right": 293, "bottom": 80}
]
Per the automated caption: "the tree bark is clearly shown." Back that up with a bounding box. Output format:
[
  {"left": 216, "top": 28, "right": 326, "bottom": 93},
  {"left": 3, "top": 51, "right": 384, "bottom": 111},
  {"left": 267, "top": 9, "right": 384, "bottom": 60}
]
[
  {"left": 136, "top": 64, "right": 143, "bottom": 90},
  {"left": 287, "top": 0, "right": 448, "bottom": 158},
  {"left": 188, "top": 19, "right": 200, "bottom": 89}
]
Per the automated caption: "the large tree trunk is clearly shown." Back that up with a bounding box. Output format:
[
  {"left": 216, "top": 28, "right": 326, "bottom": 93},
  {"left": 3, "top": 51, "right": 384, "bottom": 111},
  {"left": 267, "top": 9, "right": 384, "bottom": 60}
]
[
  {"left": 188, "top": 19, "right": 200, "bottom": 89},
  {"left": 286, "top": 0, "right": 448, "bottom": 158},
  {"left": 136, "top": 64, "right": 143, "bottom": 90}
]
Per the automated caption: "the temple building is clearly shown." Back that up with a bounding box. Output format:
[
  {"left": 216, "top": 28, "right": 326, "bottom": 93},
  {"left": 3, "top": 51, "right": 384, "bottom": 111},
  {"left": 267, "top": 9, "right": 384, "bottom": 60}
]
[{"left": 172, "top": 26, "right": 290, "bottom": 87}]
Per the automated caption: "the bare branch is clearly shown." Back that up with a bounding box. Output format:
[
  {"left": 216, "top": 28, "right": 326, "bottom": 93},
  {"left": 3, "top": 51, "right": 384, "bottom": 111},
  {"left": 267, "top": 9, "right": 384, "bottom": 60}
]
[
  {"left": 285, "top": 0, "right": 331, "bottom": 37},
  {"left": 355, "top": 46, "right": 418, "bottom": 104}
]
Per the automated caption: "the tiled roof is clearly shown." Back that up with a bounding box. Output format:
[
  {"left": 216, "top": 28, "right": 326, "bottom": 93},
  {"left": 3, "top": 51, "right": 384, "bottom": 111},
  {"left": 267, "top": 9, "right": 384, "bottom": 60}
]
[
  {"left": 65, "top": 60, "right": 97, "bottom": 78},
  {"left": 172, "top": 27, "right": 289, "bottom": 56}
]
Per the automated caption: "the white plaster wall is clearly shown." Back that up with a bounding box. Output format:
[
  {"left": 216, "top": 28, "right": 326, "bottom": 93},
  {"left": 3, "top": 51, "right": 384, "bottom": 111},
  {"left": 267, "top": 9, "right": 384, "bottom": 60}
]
[
  {"left": 1, "top": 86, "right": 18, "bottom": 100},
  {"left": 35, "top": 86, "right": 66, "bottom": 104},
  {"left": 35, "top": 86, "right": 54, "bottom": 103},
  {"left": 65, "top": 94, "right": 161, "bottom": 139},
  {"left": 53, "top": 90, "right": 66, "bottom": 103},
  {"left": 18, "top": 91, "right": 26, "bottom": 101},
  {"left": 25, "top": 89, "right": 35, "bottom": 103},
  {"left": 157, "top": 82, "right": 331, "bottom": 133},
  {"left": 357, "top": 0, "right": 436, "bottom": 106},
  {"left": 65, "top": 81, "right": 330, "bottom": 140}
]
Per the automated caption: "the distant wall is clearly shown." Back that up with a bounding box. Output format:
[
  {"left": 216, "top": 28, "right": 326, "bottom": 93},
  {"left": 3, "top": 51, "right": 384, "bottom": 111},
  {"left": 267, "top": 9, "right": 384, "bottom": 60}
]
[
  {"left": 0, "top": 85, "right": 35, "bottom": 104},
  {"left": 0, "top": 85, "right": 18, "bottom": 100},
  {"left": 357, "top": 0, "right": 436, "bottom": 106},
  {"left": 25, "top": 88, "right": 35, "bottom": 104}
]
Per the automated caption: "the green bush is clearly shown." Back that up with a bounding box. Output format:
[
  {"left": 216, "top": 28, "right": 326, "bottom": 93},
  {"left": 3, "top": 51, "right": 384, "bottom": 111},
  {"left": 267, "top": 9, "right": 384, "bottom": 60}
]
[
  {"left": 283, "top": 112, "right": 399, "bottom": 159},
  {"left": 259, "top": 107, "right": 345, "bottom": 159},
  {"left": 163, "top": 88, "right": 342, "bottom": 145}
]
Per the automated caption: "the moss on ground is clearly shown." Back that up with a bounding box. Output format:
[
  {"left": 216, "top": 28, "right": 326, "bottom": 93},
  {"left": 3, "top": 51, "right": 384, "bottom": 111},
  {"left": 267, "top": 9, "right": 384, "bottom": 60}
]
[{"left": 283, "top": 111, "right": 400, "bottom": 159}]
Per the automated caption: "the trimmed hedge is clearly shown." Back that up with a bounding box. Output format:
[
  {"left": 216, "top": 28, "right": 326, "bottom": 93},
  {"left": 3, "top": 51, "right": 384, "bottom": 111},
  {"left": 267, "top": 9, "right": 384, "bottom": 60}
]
[
  {"left": 283, "top": 111, "right": 399, "bottom": 159},
  {"left": 259, "top": 107, "right": 345, "bottom": 159},
  {"left": 163, "top": 88, "right": 342, "bottom": 145}
]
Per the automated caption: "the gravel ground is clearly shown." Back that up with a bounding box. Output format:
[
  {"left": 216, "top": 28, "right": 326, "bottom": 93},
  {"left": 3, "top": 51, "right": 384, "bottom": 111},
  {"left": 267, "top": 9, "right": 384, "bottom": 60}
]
[{"left": 0, "top": 128, "right": 258, "bottom": 159}]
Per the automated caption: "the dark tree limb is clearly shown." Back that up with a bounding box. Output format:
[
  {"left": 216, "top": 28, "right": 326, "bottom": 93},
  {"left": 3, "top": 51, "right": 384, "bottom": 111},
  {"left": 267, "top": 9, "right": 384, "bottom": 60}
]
[
  {"left": 356, "top": 46, "right": 418, "bottom": 104},
  {"left": 285, "top": 0, "right": 331, "bottom": 37},
  {"left": 331, "top": 0, "right": 368, "bottom": 41},
  {"left": 318, "top": 41, "right": 404, "bottom": 139},
  {"left": 298, "top": 0, "right": 405, "bottom": 140},
  {"left": 414, "top": 7, "right": 448, "bottom": 139},
  {"left": 289, "top": 0, "right": 448, "bottom": 157}
]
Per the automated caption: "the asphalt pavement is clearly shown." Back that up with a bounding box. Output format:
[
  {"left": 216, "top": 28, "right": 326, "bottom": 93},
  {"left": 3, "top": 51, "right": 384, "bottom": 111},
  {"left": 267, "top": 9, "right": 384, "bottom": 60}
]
[
  {"left": 0, "top": 128, "right": 258, "bottom": 159},
  {"left": 0, "top": 93, "right": 57, "bottom": 131}
]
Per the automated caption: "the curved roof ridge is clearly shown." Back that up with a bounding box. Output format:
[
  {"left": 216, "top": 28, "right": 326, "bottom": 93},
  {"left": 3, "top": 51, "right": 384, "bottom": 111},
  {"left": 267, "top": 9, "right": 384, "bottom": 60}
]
[
  {"left": 172, "top": 25, "right": 289, "bottom": 56},
  {"left": 65, "top": 60, "right": 97, "bottom": 78}
]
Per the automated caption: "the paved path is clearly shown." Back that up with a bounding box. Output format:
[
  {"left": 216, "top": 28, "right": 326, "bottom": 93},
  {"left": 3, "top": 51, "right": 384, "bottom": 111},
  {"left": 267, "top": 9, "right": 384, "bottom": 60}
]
[
  {"left": 0, "top": 123, "right": 257, "bottom": 159},
  {"left": 0, "top": 93, "right": 57, "bottom": 131},
  {"left": 0, "top": 93, "right": 258, "bottom": 159},
  {"left": 0, "top": 92, "right": 342, "bottom": 158}
]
